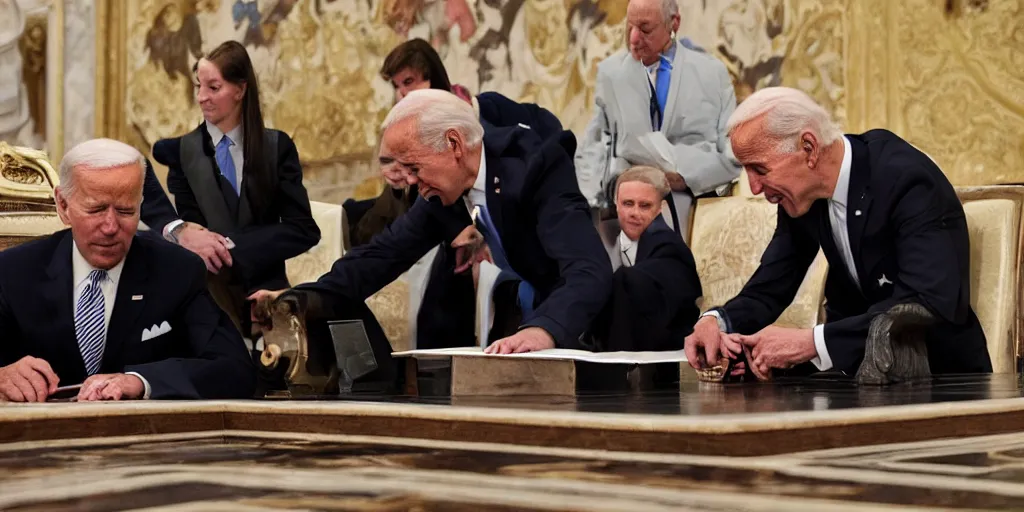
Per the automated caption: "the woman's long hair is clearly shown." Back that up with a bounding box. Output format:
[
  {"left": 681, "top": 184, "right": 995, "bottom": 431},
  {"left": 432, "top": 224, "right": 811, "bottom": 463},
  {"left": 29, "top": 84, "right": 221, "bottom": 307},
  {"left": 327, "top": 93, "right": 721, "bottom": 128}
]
[
  {"left": 196, "top": 41, "right": 272, "bottom": 213},
  {"left": 379, "top": 38, "right": 453, "bottom": 91}
]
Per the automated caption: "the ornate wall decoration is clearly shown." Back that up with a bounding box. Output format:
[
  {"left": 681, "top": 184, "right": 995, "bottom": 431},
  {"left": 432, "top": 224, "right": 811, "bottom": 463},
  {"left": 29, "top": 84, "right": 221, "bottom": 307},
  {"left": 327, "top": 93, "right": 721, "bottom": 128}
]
[
  {"left": 98, "top": 0, "right": 1021, "bottom": 203},
  {"left": 16, "top": 11, "right": 45, "bottom": 142}
]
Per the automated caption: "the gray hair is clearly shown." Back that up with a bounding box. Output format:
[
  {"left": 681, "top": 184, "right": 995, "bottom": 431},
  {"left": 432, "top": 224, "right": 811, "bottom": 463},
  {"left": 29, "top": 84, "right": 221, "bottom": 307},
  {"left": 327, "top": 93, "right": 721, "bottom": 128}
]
[
  {"left": 616, "top": 165, "right": 670, "bottom": 199},
  {"left": 660, "top": 0, "right": 678, "bottom": 24},
  {"left": 381, "top": 89, "right": 484, "bottom": 151},
  {"left": 726, "top": 87, "right": 842, "bottom": 153},
  {"left": 58, "top": 138, "right": 146, "bottom": 198}
]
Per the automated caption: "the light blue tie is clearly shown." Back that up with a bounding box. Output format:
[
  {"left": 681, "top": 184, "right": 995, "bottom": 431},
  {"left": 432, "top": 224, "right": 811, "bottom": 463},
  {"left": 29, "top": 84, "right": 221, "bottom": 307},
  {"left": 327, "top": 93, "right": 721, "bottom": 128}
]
[
  {"left": 75, "top": 269, "right": 107, "bottom": 375},
  {"left": 655, "top": 56, "right": 672, "bottom": 127},
  {"left": 474, "top": 204, "right": 536, "bottom": 319},
  {"left": 216, "top": 135, "right": 239, "bottom": 194}
]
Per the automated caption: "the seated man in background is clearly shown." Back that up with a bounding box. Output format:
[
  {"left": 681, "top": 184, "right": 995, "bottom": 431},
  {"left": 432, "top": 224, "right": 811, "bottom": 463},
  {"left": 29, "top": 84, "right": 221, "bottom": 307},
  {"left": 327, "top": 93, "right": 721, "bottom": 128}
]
[
  {"left": 0, "top": 138, "right": 256, "bottom": 402},
  {"left": 251, "top": 89, "right": 612, "bottom": 354},
  {"left": 575, "top": 0, "right": 741, "bottom": 232},
  {"left": 590, "top": 166, "right": 702, "bottom": 352},
  {"left": 685, "top": 87, "right": 990, "bottom": 379}
]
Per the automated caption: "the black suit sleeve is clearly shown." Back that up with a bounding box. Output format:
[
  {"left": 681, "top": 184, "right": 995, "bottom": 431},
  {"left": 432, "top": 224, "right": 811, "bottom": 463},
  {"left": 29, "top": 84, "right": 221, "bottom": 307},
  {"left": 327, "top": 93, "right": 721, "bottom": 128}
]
[
  {"left": 156, "top": 138, "right": 209, "bottom": 226},
  {"left": 477, "top": 92, "right": 563, "bottom": 141},
  {"left": 228, "top": 132, "right": 321, "bottom": 288},
  {"left": 629, "top": 237, "right": 703, "bottom": 324},
  {"left": 124, "top": 256, "right": 256, "bottom": 399},
  {"left": 822, "top": 170, "right": 972, "bottom": 370},
  {"left": 296, "top": 198, "right": 447, "bottom": 303},
  {"left": 140, "top": 158, "right": 180, "bottom": 235},
  {"left": 718, "top": 209, "right": 819, "bottom": 334},
  {"left": 521, "top": 135, "right": 613, "bottom": 346},
  {"left": 0, "top": 282, "right": 20, "bottom": 367}
]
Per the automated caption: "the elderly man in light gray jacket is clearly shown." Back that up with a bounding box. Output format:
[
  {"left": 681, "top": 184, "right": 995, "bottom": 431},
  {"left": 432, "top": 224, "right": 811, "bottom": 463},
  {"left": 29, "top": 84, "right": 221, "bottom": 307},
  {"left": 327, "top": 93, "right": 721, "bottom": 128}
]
[{"left": 575, "top": 0, "right": 741, "bottom": 233}]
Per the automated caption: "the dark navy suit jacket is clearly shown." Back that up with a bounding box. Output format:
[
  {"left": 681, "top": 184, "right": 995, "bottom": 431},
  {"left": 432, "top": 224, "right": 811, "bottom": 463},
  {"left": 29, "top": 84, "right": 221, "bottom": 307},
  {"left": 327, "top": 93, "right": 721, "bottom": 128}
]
[
  {"left": 715, "top": 130, "right": 990, "bottom": 374},
  {"left": 300, "top": 126, "right": 613, "bottom": 347},
  {"left": 0, "top": 231, "right": 256, "bottom": 398}
]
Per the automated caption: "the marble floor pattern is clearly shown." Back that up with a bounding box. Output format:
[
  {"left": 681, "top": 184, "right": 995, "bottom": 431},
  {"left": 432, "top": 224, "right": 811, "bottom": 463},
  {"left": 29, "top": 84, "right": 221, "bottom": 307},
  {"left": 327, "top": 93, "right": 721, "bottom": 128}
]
[{"left": 2, "top": 430, "right": 1024, "bottom": 510}]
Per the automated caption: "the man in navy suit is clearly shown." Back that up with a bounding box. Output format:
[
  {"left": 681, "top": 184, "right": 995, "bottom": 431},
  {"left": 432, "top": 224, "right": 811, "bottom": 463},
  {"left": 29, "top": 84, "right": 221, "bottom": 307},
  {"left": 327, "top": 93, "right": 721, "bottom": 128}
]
[
  {"left": 0, "top": 138, "right": 256, "bottom": 402},
  {"left": 685, "top": 87, "right": 989, "bottom": 379},
  {"left": 252, "top": 89, "right": 613, "bottom": 353}
]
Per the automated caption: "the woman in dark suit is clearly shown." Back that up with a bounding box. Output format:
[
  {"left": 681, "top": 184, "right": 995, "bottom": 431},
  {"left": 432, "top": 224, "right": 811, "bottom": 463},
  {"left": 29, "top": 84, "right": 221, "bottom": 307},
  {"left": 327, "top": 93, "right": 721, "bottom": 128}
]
[{"left": 152, "top": 41, "right": 320, "bottom": 335}]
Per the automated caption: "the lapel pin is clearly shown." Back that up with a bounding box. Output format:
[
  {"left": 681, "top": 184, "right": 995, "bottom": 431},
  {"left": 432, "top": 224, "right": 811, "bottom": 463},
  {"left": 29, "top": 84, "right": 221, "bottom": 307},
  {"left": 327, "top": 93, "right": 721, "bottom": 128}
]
[
  {"left": 877, "top": 274, "right": 893, "bottom": 287},
  {"left": 854, "top": 210, "right": 862, "bottom": 216},
  {"left": 495, "top": 188, "right": 501, "bottom": 194},
  {"left": 493, "top": 177, "right": 499, "bottom": 184},
  {"left": 132, "top": 295, "right": 144, "bottom": 301}
]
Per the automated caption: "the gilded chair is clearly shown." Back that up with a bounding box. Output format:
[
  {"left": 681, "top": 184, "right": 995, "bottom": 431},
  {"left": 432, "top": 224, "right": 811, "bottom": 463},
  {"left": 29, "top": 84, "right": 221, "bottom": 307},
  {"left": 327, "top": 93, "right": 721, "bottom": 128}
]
[
  {"left": 957, "top": 186, "right": 1024, "bottom": 373},
  {"left": 285, "top": 200, "right": 411, "bottom": 352},
  {"left": 0, "top": 142, "right": 64, "bottom": 251},
  {"left": 688, "top": 195, "right": 828, "bottom": 329}
]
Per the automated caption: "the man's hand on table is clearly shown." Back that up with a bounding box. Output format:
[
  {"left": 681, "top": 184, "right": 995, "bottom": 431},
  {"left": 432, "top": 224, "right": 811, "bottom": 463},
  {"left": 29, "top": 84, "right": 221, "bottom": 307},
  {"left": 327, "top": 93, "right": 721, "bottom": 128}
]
[
  {"left": 77, "top": 373, "right": 145, "bottom": 401},
  {"left": 734, "top": 326, "right": 817, "bottom": 380},
  {"left": 0, "top": 356, "right": 59, "bottom": 402},
  {"left": 485, "top": 327, "right": 555, "bottom": 354},
  {"left": 177, "top": 222, "right": 233, "bottom": 274}
]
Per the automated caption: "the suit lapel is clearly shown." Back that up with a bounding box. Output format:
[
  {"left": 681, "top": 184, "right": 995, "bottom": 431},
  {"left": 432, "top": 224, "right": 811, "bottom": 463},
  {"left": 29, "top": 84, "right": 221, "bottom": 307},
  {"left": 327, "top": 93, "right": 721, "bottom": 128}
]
[
  {"left": 101, "top": 239, "right": 148, "bottom": 373},
  {"left": 44, "top": 232, "right": 86, "bottom": 378},
  {"left": 661, "top": 41, "right": 688, "bottom": 132},
  {"left": 845, "top": 136, "right": 873, "bottom": 285},
  {"left": 616, "top": 57, "right": 658, "bottom": 135},
  {"left": 181, "top": 124, "right": 236, "bottom": 233}
]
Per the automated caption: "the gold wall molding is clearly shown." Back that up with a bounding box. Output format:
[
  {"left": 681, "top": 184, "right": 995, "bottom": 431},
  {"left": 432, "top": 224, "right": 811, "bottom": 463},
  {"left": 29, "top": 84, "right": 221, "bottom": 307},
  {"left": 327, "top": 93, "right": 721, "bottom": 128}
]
[{"left": 93, "top": 0, "right": 126, "bottom": 144}]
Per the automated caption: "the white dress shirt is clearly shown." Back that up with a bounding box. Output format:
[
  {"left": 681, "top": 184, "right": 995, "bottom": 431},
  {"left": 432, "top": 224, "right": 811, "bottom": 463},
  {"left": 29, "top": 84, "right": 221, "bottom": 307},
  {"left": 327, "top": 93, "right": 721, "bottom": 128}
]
[
  {"left": 618, "top": 231, "right": 638, "bottom": 268},
  {"left": 72, "top": 243, "right": 151, "bottom": 398},
  {"left": 809, "top": 135, "right": 856, "bottom": 371},
  {"left": 701, "top": 136, "right": 855, "bottom": 372},
  {"left": 464, "top": 150, "right": 488, "bottom": 211},
  {"left": 163, "top": 122, "right": 245, "bottom": 240}
]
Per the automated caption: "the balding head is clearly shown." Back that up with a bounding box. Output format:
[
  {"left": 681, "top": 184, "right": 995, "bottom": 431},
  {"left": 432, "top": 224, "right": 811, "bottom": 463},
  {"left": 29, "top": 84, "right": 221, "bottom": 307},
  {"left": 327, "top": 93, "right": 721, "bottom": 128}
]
[{"left": 626, "top": 0, "right": 680, "bottom": 66}]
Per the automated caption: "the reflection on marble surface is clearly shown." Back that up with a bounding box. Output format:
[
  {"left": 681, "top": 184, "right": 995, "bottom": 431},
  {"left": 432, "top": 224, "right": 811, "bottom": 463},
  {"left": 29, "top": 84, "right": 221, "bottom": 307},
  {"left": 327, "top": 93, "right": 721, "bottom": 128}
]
[{"left": 4, "top": 430, "right": 1024, "bottom": 510}]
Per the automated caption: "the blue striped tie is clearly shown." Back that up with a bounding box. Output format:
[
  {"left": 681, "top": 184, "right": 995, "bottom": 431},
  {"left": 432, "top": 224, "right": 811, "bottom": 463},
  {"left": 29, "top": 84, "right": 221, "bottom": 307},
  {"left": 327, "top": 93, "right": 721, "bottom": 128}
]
[{"left": 75, "top": 269, "right": 107, "bottom": 375}]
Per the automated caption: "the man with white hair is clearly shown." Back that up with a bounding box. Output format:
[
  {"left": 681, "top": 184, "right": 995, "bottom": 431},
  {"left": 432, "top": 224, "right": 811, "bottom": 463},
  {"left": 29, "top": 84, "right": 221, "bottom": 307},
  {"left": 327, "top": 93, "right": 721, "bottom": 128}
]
[
  {"left": 252, "top": 89, "right": 613, "bottom": 354},
  {"left": 685, "top": 86, "right": 990, "bottom": 379},
  {"left": 575, "top": 0, "right": 741, "bottom": 232},
  {"left": 0, "top": 138, "right": 256, "bottom": 402}
]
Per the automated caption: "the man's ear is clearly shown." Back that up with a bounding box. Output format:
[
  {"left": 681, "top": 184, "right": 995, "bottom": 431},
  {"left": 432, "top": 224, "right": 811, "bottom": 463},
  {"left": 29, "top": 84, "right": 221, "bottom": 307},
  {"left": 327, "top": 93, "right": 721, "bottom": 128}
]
[
  {"left": 446, "top": 129, "right": 462, "bottom": 156},
  {"left": 801, "top": 131, "right": 819, "bottom": 168},
  {"left": 54, "top": 188, "right": 71, "bottom": 225},
  {"left": 670, "top": 14, "right": 681, "bottom": 35}
]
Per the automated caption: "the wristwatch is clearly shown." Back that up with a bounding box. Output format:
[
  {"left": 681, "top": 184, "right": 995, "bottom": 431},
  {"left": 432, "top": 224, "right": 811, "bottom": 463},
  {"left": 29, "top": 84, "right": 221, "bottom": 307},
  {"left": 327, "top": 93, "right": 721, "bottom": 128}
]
[{"left": 165, "top": 221, "right": 186, "bottom": 244}]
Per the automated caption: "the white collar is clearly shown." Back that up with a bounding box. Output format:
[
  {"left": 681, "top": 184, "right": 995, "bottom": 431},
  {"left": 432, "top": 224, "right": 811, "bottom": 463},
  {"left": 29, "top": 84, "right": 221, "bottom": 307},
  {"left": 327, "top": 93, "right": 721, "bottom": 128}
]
[
  {"left": 206, "top": 122, "right": 244, "bottom": 148},
  {"left": 72, "top": 240, "right": 126, "bottom": 288},
  {"left": 831, "top": 136, "right": 853, "bottom": 207},
  {"left": 472, "top": 148, "right": 488, "bottom": 195},
  {"left": 618, "top": 230, "right": 637, "bottom": 250}
]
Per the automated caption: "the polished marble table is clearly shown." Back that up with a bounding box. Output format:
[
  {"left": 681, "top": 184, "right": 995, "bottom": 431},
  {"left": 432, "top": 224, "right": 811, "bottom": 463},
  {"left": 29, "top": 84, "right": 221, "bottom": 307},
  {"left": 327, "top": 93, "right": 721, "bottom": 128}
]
[{"left": 2, "top": 374, "right": 1023, "bottom": 510}]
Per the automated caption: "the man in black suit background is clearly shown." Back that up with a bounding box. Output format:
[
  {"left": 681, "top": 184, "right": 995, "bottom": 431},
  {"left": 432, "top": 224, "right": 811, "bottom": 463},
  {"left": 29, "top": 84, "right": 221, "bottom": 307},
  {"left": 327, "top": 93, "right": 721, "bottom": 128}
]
[
  {"left": 251, "top": 89, "right": 613, "bottom": 354},
  {"left": 591, "top": 166, "right": 702, "bottom": 352},
  {"left": 0, "top": 138, "right": 256, "bottom": 402},
  {"left": 685, "top": 87, "right": 990, "bottom": 379}
]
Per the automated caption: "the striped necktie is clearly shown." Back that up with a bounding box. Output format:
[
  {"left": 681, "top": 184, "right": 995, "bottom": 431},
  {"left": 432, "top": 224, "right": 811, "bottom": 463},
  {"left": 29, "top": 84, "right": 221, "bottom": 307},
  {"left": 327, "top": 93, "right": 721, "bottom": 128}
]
[{"left": 75, "top": 269, "right": 108, "bottom": 375}]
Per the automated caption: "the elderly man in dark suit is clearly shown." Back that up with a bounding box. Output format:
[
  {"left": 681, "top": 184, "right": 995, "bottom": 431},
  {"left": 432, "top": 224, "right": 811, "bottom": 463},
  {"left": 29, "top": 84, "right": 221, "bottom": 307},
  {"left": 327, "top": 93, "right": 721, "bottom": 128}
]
[
  {"left": 251, "top": 89, "right": 613, "bottom": 354},
  {"left": 591, "top": 166, "right": 702, "bottom": 352},
  {"left": 685, "top": 86, "right": 990, "bottom": 379},
  {"left": 0, "top": 138, "right": 256, "bottom": 402}
]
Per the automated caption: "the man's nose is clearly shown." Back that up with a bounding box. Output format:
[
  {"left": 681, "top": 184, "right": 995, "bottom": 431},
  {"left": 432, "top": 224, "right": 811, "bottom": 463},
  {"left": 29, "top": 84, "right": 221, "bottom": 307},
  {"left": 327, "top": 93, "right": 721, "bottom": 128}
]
[
  {"left": 628, "top": 27, "right": 641, "bottom": 46},
  {"left": 405, "top": 173, "right": 419, "bottom": 186},
  {"left": 747, "top": 171, "right": 763, "bottom": 195},
  {"left": 99, "top": 209, "right": 119, "bottom": 234}
]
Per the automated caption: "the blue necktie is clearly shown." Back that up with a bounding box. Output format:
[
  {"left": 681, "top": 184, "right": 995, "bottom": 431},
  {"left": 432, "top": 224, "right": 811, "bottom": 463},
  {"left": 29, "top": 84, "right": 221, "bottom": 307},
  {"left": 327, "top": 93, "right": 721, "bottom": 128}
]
[
  {"left": 654, "top": 56, "right": 672, "bottom": 128},
  {"left": 216, "top": 136, "right": 239, "bottom": 194},
  {"left": 474, "top": 204, "right": 536, "bottom": 319},
  {"left": 75, "top": 269, "right": 107, "bottom": 375}
]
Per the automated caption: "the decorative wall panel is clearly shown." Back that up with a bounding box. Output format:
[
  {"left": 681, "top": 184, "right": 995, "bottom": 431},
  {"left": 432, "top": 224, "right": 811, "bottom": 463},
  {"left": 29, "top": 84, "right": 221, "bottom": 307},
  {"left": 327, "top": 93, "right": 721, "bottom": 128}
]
[{"left": 94, "top": 0, "right": 1022, "bottom": 202}]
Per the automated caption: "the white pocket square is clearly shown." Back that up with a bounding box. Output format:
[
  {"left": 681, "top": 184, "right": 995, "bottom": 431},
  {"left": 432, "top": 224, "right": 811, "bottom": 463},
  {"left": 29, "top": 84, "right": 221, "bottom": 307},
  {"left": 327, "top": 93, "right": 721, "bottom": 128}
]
[{"left": 141, "top": 321, "right": 172, "bottom": 342}]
